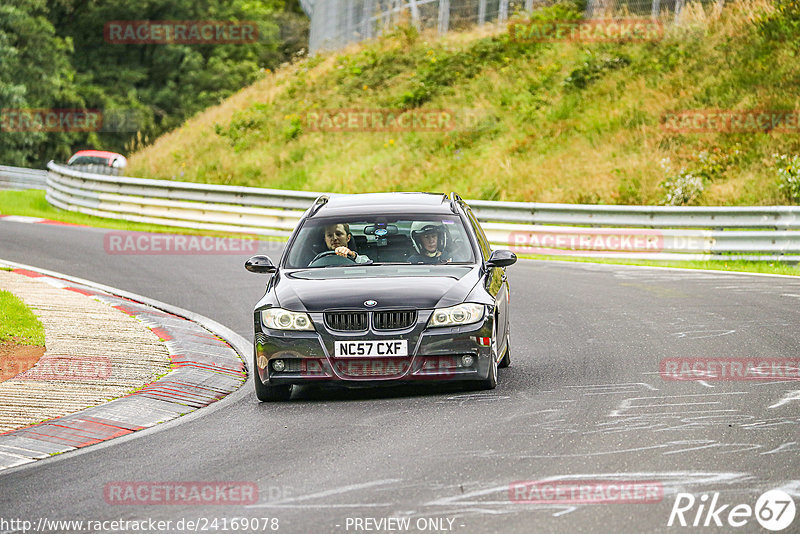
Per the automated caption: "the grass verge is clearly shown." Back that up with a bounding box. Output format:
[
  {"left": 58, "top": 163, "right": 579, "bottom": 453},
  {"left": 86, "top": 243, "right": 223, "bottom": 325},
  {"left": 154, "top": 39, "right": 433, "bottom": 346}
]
[
  {"left": 520, "top": 254, "right": 800, "bottom": 276},
  {"left": 0, "top": 290, "right": 45, "bottom": 345}
]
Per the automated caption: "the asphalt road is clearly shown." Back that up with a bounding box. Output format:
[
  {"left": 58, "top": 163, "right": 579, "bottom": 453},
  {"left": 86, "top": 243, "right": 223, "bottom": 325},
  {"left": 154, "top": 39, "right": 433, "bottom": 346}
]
[{"left": 1, "top": 220, "right": 799, "bottom": 534}]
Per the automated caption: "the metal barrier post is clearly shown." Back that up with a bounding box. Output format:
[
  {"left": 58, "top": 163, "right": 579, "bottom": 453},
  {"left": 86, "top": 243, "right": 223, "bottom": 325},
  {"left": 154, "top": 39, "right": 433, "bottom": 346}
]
[
  {"left": 438, "top": 0, "right": 450, "bottom": 34},
  {"left": 499, "top": 0, "right": 509, "bottom": 23}
]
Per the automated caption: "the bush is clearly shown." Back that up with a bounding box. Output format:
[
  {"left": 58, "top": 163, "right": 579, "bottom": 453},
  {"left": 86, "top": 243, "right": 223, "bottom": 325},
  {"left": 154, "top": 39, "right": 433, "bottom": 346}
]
[
  {"left": 758, "top": 0, "right": 800, "bottom": 43},
  {"left": 659, "top": 158, "right": 705, "bottom": 206}
]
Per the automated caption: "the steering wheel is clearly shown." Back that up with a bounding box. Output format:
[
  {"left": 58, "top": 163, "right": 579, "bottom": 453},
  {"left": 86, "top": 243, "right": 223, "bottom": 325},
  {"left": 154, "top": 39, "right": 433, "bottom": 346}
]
[{"left": 308, "top": 250, "right": 357, "bottom": 267}]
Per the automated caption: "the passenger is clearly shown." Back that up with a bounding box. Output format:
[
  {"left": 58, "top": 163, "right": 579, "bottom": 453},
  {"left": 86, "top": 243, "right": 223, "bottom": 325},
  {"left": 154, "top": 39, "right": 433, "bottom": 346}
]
[
  {"left": 323, "top": 223, "right": 371, "bottom": 263},
  {"left": 409, "top": 224, "right": 451, "bottom": 264}
]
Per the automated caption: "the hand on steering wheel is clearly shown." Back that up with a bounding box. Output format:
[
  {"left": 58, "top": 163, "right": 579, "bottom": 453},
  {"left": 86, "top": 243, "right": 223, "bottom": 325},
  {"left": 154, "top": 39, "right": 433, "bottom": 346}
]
[
  {"left": 308, "top": 250, "right": 357, "bottom": 267},
  {"left": 334, "top": 246, "right": 355, "bottom": 259}
]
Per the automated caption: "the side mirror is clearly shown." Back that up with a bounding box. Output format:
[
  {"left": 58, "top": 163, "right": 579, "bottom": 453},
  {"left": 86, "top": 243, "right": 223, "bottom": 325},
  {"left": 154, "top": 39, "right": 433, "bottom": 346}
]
[
  {"left": 245, "top": 255, "right": 277, "bottom": 274},
  {"left": 485, "top": 250, "right": 517, "bottom": 268}
]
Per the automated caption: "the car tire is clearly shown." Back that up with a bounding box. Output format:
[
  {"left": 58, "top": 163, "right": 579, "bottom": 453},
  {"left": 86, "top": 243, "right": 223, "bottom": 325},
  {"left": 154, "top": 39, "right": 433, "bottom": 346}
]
[
  {"left": 255, "top": 378, "right": 292, "bottom": 401},
  {"left": 254, "top": 358, "right": 292, "bottom": 401},
  {"left": 478, "top": 321, "right": 499, "bottom": 390},
  {"left": 498, "top": 334, "right": 510, "bottom": 369}
]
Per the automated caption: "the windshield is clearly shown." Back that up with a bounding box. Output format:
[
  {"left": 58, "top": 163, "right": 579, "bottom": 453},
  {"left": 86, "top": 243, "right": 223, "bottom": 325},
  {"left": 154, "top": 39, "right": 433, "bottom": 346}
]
[
  {"left": 284, "top": 215, "right": 476, "bottom": 269},
  {"left": 68, "top": 155, "right": 111, "bottom": 166}
]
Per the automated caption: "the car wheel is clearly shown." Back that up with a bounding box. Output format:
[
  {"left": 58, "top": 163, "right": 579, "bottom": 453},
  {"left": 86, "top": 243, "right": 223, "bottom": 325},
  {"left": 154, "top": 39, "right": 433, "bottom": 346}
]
[
  {"left": 478, "top": 321, "right": 499, "bottom": 390},
  {"left": 254, "top": 357, "right": 292, "bottom": 401},
  {"left": 498, "top": 330, "right": 510, "bottom": 369},
  {"left": 255, "top": 378, "right": 292, "bottom": 401}
]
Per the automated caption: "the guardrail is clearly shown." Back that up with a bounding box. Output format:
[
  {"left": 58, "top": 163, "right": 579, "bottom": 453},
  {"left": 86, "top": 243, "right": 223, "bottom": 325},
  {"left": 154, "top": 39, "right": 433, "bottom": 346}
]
[
  {"left": 0, "top": 166, "right": 47, "bottom": 191},
  {"left": 46, "top": 161, "right": 800, "bottom": 261}
]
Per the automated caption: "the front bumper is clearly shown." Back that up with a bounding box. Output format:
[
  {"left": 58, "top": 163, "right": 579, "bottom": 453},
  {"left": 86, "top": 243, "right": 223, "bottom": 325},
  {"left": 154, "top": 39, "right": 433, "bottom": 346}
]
[{"left": 254, "top": 311, "right": 494, "bottom": 387}]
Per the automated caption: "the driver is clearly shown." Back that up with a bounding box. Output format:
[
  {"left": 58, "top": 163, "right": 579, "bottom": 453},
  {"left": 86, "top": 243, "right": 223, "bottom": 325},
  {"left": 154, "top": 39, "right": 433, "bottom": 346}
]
[
  {"left": 409, "top": 223, "right": 451, "bottom": 264},
  {"left": 324, "top": 223, "right": 371, "bottom": 263}
]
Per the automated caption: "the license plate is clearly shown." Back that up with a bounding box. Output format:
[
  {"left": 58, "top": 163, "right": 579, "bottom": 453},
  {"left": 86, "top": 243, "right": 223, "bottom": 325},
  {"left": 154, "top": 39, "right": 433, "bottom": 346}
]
[{"left": 334, "top": 340, "right": 408, "bottom": 357}]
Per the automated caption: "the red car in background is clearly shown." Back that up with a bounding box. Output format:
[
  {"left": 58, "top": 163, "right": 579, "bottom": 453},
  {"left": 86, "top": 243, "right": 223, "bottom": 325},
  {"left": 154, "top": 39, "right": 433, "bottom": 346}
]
[{"left": 67, "top": 150, "right": 127, "bottom": 175}]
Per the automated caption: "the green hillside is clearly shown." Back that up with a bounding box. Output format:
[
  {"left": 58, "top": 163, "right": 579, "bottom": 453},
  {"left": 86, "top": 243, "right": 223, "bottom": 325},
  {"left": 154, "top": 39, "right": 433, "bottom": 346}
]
[{"left": 128, "top": 0, "right": 800, "bottom": 206}]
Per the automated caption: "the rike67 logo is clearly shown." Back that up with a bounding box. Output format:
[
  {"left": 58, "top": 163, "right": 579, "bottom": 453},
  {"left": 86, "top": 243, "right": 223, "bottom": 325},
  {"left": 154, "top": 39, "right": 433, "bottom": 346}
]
[{"left": 668, "top": 489, "right": 796, "bottom": 531}]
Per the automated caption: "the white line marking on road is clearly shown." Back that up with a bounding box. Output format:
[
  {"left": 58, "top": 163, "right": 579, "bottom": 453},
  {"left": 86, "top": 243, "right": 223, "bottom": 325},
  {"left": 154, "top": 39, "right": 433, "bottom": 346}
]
[
  {"left": 740, "top": 418, "right": 800, "bottom": 428},
  {"left": 774, "top": 481, "right": 800, "bottom": 497},
  {"left": 255, "top": 503, "right": 394, "bottom": 508},
  {"left": 755, "top": 380, "right": 800, "bottom": 386},
  {"left": 769, "top": 390, "right": 800, "bottom": 409},
  {"left": 610, "top": 392, "right": 747, "bottom": 417},
  {"left": 760, "top": 442, "right": 798, "bottom": 455},
  {"left": 246, "top": 478, "right": 401, "bottom": 508},
  {"left": 566, "top": 382, "right": 659, "bottom": 393},
  {"left": 673, "top": 329, "right": 736, "bottom": 339}
]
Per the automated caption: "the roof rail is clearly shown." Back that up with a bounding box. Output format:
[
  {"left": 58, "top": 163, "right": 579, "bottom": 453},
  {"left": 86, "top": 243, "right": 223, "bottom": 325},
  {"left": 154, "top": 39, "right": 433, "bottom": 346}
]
[
  {"left": 308, "top": 194, "right": 329, "bottom": 217},
  {"left": 448, "top": 192, "right": 461, "bottom": 214}
]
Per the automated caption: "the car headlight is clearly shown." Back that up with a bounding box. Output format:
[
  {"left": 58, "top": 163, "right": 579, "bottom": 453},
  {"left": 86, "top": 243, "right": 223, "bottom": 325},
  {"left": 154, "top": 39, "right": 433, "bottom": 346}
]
[
  {"left": 428, "top": 303, "right": 485, "bottom": 327},
  {"left": 261, "top": 308, "right": 314, "bottom": 331}
]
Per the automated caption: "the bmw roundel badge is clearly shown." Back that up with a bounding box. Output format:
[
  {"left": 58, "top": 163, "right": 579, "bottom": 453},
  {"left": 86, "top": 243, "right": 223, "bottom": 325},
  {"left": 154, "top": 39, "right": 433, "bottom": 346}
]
[{"left": 364, "top": 300, "right": 377, "bottom": 307}]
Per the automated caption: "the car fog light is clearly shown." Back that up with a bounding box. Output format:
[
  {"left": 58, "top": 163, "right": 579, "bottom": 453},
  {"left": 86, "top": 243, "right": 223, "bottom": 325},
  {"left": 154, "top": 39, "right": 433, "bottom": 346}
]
[
  {"left": 461, "top": 355, "right": 475, "bottom": 367},
  {"left": 272, "top": 359, "right": 286, "bottom": 372}
]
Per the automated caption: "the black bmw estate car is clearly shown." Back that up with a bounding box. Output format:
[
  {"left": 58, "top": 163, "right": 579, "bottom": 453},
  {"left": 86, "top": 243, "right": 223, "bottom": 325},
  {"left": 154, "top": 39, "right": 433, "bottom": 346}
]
[{"left": 245, "top": 192, "right": 516, "bottom": 401}]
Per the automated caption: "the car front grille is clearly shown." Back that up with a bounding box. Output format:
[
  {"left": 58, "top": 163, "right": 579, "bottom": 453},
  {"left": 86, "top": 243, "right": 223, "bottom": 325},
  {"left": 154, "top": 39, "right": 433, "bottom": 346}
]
[
  {"left": 373, "top": 310, "right": 416, "bottom": 330},
  {"left": 325, "top": 312, "right": 368, "bottom": 331},
  {"left": 324, "top": 310, "right": 416, "bottom": 331}
]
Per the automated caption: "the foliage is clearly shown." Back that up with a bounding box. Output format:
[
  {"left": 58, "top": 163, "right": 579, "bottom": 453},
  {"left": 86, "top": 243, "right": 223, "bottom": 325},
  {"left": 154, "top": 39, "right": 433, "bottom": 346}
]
[
  {"left": 0, "top": 0, "right": 309, "bottom": 167},
  {"left": 563, "top": 54, "right": 630, "bottom": 90},
  {"left": 773, "top": 153, "right": 800, "bottom": 203},
  {"left": 758, "top": 0, "right": 800, "bottom": 42},
  {"left": 0, "top": 0, "right": 81, "bottom": 166},
  {"left": 658, "top": 147, "right": 742, "bottom": 205},
  {"left": 130, "top": 0, "right": 800, "bottom": 206},
  {"left": 659, "top": 166, "right": 705, "bottom": 206}
]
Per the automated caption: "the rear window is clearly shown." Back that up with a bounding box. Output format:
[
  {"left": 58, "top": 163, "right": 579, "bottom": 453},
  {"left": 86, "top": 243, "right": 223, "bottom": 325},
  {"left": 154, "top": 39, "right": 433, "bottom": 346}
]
[{"left": 284, "top": 215, "right": 475, "bottom": 269}]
